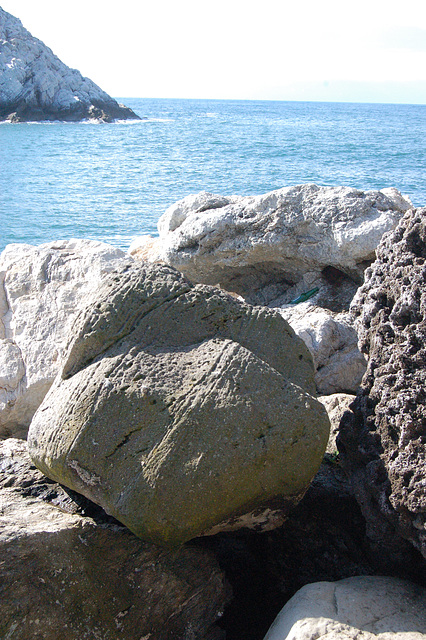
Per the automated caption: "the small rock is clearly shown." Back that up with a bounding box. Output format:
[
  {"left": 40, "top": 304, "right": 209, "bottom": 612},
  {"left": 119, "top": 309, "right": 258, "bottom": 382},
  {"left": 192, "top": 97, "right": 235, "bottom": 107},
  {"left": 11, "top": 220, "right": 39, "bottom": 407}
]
[
  {"left": 318, "top": 393, "right": 355, "bottom": 455},
  {"left": 128, "top": 234, "right": 163, "bottom": 262},
  {"left": 278, "top": 304, "right": 366, "bottom": 395}
]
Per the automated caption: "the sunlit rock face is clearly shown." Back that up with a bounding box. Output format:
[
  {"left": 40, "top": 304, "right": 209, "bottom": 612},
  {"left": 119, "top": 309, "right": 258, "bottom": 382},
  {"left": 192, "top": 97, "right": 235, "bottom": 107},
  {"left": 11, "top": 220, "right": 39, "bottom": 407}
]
[
  {"left": 154, "top": 185, "right": 412, "bottom": 304},
  {"left": 0, "top": 240, "right": 126, "bottom": 439},
  {"left": 28, "top": 261, "right": 330, "bottom": 548},
  {"left": 0, "top": 7, "right": 140, "bottom": 122}
]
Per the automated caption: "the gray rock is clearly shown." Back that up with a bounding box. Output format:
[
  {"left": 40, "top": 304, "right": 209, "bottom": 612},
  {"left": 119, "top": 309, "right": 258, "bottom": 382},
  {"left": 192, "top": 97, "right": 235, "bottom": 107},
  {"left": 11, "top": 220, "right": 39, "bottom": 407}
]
[
  {"left": 153, "top": 185, "right": 411, "bottom": 304},
  {"left": 28, "top": 262, "right": 330, "bottom": 547},
  {"left": 0, "top": 439, "right": 230, "bottom": 640},
  {"left": 0, "top": 240, "right": 126, "bottom": 439},
  {"left": 339, "top": 208, "right": 426, "bottom": 560},
  {"left": 278, "top": 304, "right": 366, "bottom": 395},
  {"left": 0, "top": 8, "right": 140, "bottom": 122},
  {"left": 264, "top": 576, "right": 426, "bottom": 640}
]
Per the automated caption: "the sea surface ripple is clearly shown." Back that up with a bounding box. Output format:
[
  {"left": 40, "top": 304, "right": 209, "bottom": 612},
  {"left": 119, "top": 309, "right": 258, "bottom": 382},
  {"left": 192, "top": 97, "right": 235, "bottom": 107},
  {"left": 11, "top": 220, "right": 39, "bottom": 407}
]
[{"left": 1, "top": 98, "right": 425, "bottom": 251}]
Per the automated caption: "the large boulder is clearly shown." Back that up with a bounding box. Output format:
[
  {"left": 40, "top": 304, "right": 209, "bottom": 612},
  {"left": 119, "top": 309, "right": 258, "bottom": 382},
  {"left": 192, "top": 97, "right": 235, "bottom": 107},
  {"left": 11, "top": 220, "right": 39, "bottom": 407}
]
[
  {"left": 338, "top": 208, "right": 426, "bottom": 560},
  {"left": 28, "top": 261, "right": 330, "bottom": 547},
  {"left": 0, "top": 438, "right": 229, "bottom": 640},
  {"left": 0, "top": 240, "right": 126, "bottom": 438},
  {"left": 0, "top": 7, "right": 140, "bottom": 122},
  {"left": 263, "top": 576, "right": 426, "bottom": 640},
  {"left": 152, "top": 185, "right": 411, "bottom": 304}
]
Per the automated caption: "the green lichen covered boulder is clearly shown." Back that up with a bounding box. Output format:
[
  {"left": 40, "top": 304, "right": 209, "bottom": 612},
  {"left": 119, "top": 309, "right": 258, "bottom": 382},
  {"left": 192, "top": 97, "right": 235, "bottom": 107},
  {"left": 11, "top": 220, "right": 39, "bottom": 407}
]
[{"left": 28, "top": 262, "right": 330, "bottom": 547}]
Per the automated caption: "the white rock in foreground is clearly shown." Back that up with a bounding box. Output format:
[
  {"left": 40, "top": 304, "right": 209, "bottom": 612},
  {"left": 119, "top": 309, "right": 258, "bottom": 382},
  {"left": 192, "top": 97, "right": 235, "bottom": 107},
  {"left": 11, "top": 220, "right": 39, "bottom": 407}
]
[
  {"left": 0, "top": 240, "right": 126, "bottom": 438},
  {"left": 264, "top": 576, "right": 426, "bottom": 640},
  {"left": 154, "top": 185, "right": 411, "bottom": 303},
  {"left": 0, "top": 7, "right": 140, "bottom": 122}
]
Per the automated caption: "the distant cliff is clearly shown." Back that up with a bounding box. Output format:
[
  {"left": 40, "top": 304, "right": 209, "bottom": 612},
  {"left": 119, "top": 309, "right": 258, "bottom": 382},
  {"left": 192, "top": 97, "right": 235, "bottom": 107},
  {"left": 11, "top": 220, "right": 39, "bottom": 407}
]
[{"left": 0, "top": 7, "right": 140, "bottom": 122}]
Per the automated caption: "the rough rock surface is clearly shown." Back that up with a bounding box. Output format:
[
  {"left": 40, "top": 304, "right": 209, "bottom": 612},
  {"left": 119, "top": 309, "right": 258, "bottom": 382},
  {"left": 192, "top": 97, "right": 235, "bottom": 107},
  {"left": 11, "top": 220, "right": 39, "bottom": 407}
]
[
  {"left": 28, "top": 261, "right": 330, "bottom": 547},
  {"left": 0, "top": 438, "right": 229, "bottom": 640},
  {"left": 318, "top": 393, "right": 355, "bottom": 455},
  {"left": 0, "top": 8, "right": 140, "bottom": 122},
  {"left": 278, "top": 303, "right": 366, "bottom": 395},
  {"left": 339, "top": 208, "right": 426, "bottom": 560},
  {"left": 0, "top": 240, "right": 126, "bottom": 438},
  {"left": 263, "top": 576, "right": 426, "bottom": 640},
  {"left": 199, "top": 449, "right": 426, "bottom": 640},
  {"left": 153, "top": 185, "right": 411, "bottom": 304},
  {"left": 130, "top": 226, "right": 369, "bottom": 396}
]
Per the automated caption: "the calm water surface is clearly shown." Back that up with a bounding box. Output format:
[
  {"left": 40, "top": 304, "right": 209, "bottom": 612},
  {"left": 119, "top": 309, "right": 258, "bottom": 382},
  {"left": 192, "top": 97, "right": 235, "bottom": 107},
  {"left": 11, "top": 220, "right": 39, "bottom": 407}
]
[{"left": 1, "top": 98, "right": 425, "bottom": 251}]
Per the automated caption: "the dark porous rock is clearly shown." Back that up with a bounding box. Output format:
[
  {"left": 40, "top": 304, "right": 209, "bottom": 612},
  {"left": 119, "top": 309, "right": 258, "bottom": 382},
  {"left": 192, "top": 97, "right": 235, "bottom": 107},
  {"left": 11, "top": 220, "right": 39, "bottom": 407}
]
[
  {"left": 28, "top": 261, "right": 330, "bottom": 548},
  {"left": 0, "top": 7, "right": 140, "bottom": 123},
  {"left": 339, "top": 208, "right": 426, "bottom": 561},
  {"left": 0, "top": 439, "right": 230, "bottom": 640}
]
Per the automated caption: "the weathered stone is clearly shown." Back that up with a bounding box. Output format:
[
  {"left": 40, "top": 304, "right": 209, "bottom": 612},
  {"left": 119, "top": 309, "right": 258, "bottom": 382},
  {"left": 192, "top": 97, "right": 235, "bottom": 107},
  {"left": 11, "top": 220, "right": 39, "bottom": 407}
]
[
  {"left": 199, "top": 452, "right": 426, "bottom": 640},
  {"left": 0, "top": 439, "right": 229, "bottom": 640},
  {"left": 0, "top": 8, "right": 140, "bottom": 122},
  {"left": 28, "top": 261, "right": 330, "bottom": 547},
  {"left": 263, "top": 576, "right": 426, "bottom": 640},
  {"left": 278, "top": 304, "right": 366, "bottom": 395},
  {"left": 339, "top": 208, "right": 426, "bottom": 560},
  {"left": 318, "top": 393, "right": 355, "bottom": 455},
  {"left": 128, "top": 234, "right": 163, "bottom": 263},
  {"left": 152, "top": 185, "right": 411, "bottom": 304},
  {"left": 0, "top": 240, "right": 126, "bottom": 438}
]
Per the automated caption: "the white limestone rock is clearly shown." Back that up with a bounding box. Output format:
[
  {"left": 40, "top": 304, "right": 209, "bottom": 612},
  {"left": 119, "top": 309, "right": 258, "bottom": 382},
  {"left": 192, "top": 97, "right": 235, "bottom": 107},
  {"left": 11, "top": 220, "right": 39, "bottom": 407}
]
[
  {"left": 0, "top": 239, "right": 126, "bottom": 438},
  {"left": 128, "top": 235, "right": 163, "bottom": 262},
  {"left": 155, "top": 185, "right": 411, "bottom": 304},
  {"left": 278, "top": 303, "right": 366, "bottom": 395},
  {"left": 0, "top": 7, "right": 140, "bottom": 122},
  {"left": 264, "top": 576, "right": 426, "bottom": 640}
]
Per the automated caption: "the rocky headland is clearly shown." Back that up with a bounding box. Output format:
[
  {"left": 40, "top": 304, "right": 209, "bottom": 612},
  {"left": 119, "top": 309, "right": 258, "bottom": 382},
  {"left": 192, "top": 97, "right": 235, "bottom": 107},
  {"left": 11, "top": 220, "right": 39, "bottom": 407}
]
[
  {"left": 0, "top": 7, "right": 140, "bottom": 122},
  {"left": 1, "top": 185, "right": 425, "bottom": 639}
]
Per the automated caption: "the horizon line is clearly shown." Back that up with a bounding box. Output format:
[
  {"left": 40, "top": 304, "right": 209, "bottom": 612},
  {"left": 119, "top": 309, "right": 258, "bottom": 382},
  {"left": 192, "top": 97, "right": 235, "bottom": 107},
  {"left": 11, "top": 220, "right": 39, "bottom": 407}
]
[{"left": 115, "top": 96, "right": 426, "bottom": 107}]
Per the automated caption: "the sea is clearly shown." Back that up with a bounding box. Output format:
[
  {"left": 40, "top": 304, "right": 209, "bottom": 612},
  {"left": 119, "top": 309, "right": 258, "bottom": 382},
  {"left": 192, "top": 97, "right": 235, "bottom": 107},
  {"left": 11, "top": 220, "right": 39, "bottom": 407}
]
[{"left": 1, "top": 98, "right": 425, "bottom": 253}]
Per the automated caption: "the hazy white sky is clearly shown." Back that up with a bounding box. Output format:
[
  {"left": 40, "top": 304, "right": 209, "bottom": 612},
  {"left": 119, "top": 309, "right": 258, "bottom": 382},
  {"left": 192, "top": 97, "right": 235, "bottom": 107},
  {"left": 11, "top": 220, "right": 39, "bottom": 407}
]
[{"left": 2, "top": 0, "right": 426, "bottom": 103}]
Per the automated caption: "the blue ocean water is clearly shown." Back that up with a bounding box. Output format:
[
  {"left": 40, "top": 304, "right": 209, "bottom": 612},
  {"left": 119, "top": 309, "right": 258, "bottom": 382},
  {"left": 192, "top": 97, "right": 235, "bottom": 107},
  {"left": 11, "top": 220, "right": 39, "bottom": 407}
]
[{"left": 1, "top": 98, "right": 425, "bottom": 252}]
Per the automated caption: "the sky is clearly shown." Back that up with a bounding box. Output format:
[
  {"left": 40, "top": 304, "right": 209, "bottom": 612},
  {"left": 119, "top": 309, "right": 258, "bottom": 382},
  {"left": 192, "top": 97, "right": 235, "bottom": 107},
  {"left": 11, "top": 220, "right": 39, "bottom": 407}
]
[{"left": 1, "top": 0, "right": 426, "bottom": 103}]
